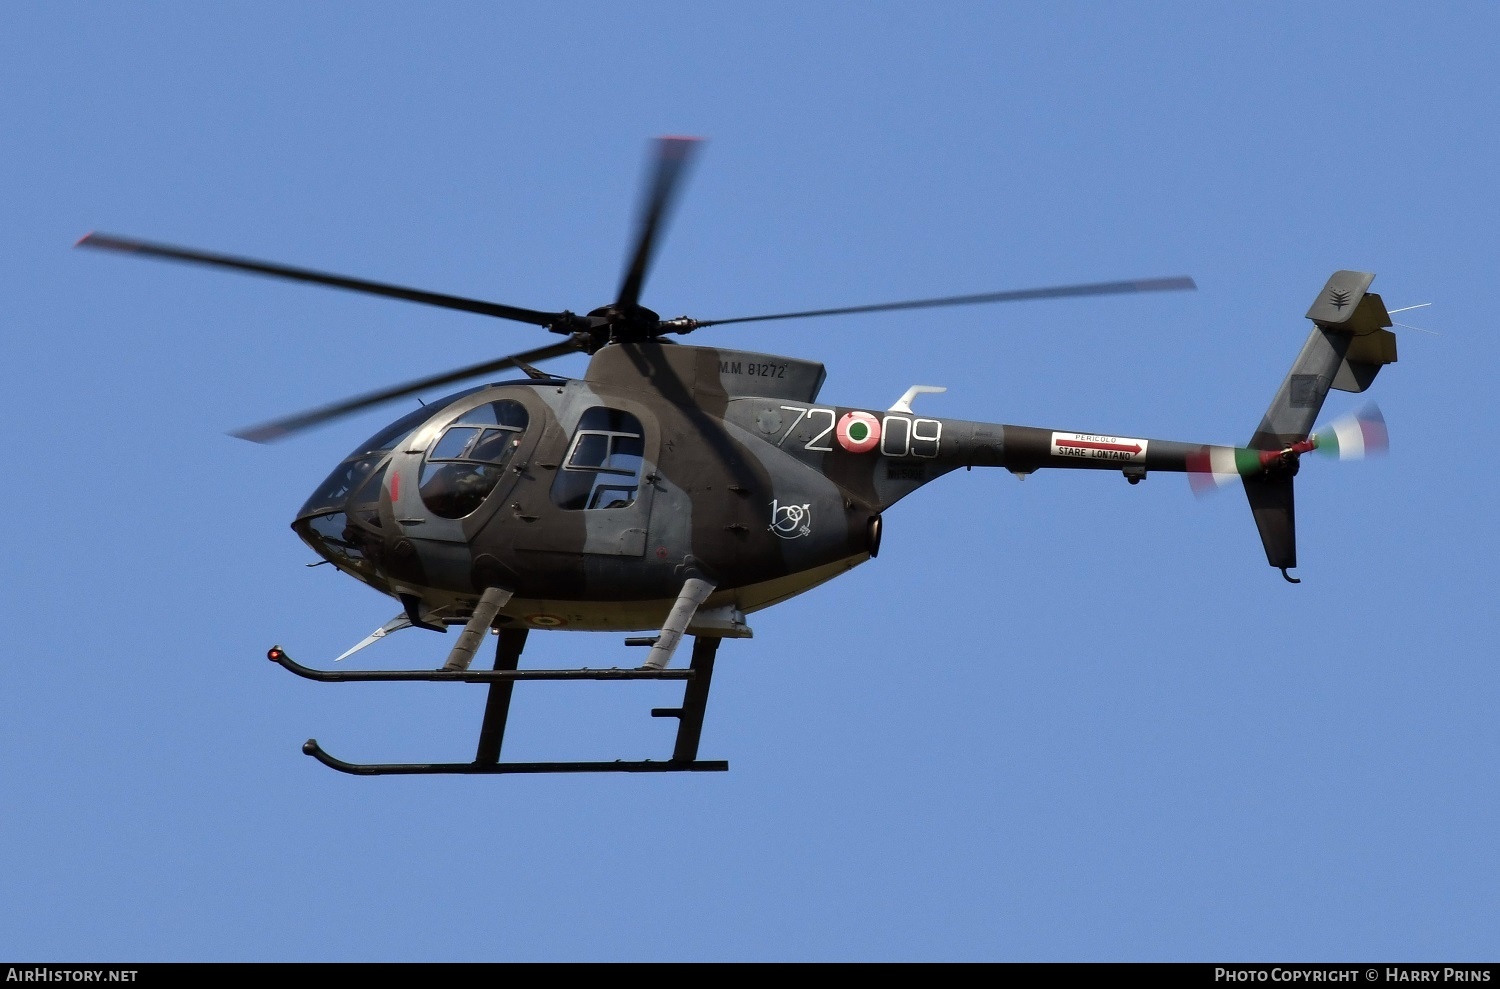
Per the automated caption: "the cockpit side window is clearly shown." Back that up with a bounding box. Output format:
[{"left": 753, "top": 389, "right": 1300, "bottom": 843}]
[
  {"left": 419, "top": 399, "right": 530, "bottom": 519},
  {"left": 551, "top": 407, "right": 645, "bottom": 510}
]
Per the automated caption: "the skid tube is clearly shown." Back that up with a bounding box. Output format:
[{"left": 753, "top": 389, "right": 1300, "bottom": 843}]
[{"left": 268, "top": 629, "right": 729, "bottom": 776}]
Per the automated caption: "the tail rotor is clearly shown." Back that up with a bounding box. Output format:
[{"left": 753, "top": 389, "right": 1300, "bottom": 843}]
[
  {"left": 1309, "top": 404, "right": 1388, "bottom": 461},
  {"left": 1186, "top": 404, "right": 1388, "bottom": 498}
]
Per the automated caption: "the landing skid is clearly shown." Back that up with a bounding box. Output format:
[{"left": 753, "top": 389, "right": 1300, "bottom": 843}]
[
  {"left": 300, "top": 740, "right": 727, "bottom": 776},
  {"left": 269, "top": 628, "right": 728, "bottom": 776}
]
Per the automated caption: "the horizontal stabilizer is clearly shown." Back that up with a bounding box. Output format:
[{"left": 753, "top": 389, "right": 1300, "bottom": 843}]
[
  {"left": 1306, "top": 270, "right": 1398, "bottom": 396},
  {"left": 1305, "top": 270, "right": 1377, "bottom": 327},
  {"left": 1250, "top": 271, "right": 1395, "bottom": 449}
]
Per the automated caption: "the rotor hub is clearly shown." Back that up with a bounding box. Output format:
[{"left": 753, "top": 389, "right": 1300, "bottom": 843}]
[{"left": 585, "top": 303, "right": 665, "bottom": 345}]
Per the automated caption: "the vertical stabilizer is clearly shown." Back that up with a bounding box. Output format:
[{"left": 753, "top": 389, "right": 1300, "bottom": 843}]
[
  {"left": 1244, "top": 473, "right": 1298, "bottom": 578},
  {"left": 1243, "top": 271, "right": 1395, "bottom": 581}
]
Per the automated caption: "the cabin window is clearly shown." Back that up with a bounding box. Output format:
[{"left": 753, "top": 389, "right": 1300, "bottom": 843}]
[
  {"left": 418, "top": 400, "right": 530, "bottom": 519},
  {"left": 551, "top": 407, "right": 645, "bottom": 510}
]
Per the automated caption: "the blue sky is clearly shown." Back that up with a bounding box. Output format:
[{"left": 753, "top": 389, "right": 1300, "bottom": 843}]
[{"left": 3, "top": 2, "right": 1496, "bottom": 962}]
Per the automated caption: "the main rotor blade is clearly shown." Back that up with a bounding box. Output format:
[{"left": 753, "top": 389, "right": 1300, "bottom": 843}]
[
  {"left": 689, "top": 276, "right": 1197, "bottom": 328},
  {"left": 615, "top": 136, "right": 702, "bottom": 310},
  {"left": 76, "top": 232, "right": 567, "bottom": 327},
  {"left": 231, "top": 339, "right": 582, "bottom": 443}
]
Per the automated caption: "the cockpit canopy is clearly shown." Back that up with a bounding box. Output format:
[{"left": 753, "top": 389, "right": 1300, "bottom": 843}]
[
  {"left": 293, "top": 385, "right": 491, "bottom": 583},
  {"left": 297, "top": 398, "right": 454, "bottom": 520}
]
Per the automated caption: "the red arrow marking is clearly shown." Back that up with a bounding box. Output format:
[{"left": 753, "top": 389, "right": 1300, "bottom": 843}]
[{"left": 1058, "top": 439, "right": 1143, "bottom": 455}]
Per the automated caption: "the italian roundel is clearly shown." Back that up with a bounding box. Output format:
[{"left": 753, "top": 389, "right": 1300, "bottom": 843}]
[{"left": 836, "top": 411, "right": 881, "bottom": 453}]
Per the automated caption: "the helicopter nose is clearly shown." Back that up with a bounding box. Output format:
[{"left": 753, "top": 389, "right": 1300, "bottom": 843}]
[{"left": 294, "top": 510, "right": 380, "bottom": 577}]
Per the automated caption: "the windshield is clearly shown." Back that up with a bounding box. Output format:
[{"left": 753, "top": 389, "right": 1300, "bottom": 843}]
[{"left": 296, "top": 387, "right": 487, "bottom": 519}]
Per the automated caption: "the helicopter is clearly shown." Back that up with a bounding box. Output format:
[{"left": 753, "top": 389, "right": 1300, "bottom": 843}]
[{"left": 77, "top": 136, "right": 1396, "bottom": 776}]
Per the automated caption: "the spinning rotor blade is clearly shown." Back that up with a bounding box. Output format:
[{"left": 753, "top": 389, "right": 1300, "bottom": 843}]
[
  {"left": 615, "top": 136, "right": 702, "bottom": 310},
  {"left": 687, "top": 276, "right": 1197, "bottom": 329},
  {"left": 231, "top": 339, "right": 582, "bottom": 443},
  {"left": 1186, "top": 404, "right": 1387, "bottom": 497},
  {"left": 75, "top": 232, "right": 567, "bottom": 328},
  {"left": 1309, "top": 404, "right": 1388, "bottom": 461}
]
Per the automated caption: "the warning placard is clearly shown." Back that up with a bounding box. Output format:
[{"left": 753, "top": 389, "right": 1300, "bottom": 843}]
[{"left": 1051, "top": 432, "right": 1149, "bottom": 463}]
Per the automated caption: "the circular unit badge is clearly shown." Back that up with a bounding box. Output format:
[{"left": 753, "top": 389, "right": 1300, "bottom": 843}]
[
  {"left": 526, "top": 614, "right": 567, "bottom": 628},
  {"left": 836, "top": 411, "right": 881, "bottom": 453}
]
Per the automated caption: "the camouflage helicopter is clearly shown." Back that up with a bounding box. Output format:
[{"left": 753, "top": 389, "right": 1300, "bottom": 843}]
[{"left": 77, "top": 137, "right": 1396, "bottom": 776}]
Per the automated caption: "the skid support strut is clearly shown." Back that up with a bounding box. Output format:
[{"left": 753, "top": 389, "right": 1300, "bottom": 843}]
[
  {"left": 474, "top": 626, "right": 527, "bottom": 764},
  {"left": 651, "top": 635, "right": 720, "bottom": 761},
  {"left": 442, "top": 587, "right": 513, "bottom": 673},
  {"left": 269, "top": 632, "right": 730, "bottom": 776}
]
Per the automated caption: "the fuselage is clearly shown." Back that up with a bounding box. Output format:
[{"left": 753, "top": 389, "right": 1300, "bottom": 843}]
[
  {"left": 293, "top": 339, "right": 1217, "bottom": 633},
  {"left": 293, "top": 341, "right": 881, "bottom": 632}
]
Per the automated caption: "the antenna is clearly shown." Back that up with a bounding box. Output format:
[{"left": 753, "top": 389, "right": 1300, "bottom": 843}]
[{"left": 1388, "top": 302, "right": 1438, "bottom": 335}]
